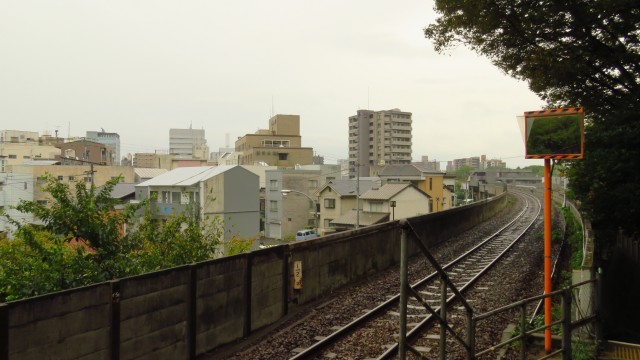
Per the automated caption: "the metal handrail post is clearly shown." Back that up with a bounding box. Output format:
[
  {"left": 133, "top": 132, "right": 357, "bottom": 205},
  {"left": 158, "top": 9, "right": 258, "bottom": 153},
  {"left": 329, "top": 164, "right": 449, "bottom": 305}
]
[
  {"left": 467, "top": 312, "right": 475, "bottom": 360},
  {"left": 399, "top": 225, "right": 409, "bottom": 359},
  {"left": 440, "top": 276, "right": 447, "bottom": 360},
  {"left": 562, "top": 288, "right": 572, "bottom": 359},
  {"left": 520, "top": 303, "right": 527, "bottom": 360}
]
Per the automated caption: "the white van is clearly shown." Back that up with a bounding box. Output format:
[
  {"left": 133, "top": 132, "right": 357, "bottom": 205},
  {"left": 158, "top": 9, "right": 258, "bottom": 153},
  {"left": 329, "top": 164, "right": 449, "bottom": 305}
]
[{"left": 295, "top": 229, "right": 319, "bottom": 241}]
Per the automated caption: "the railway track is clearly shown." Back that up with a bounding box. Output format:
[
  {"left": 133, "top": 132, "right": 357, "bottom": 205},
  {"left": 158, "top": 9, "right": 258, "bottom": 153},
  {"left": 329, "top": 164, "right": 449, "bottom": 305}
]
[{"left": 290, "top": 191, "right": 541, "bottom": 359}]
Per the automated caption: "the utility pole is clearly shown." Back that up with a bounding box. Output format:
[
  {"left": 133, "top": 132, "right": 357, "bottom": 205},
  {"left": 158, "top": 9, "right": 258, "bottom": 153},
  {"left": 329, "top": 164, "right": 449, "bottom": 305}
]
[
  {"left": 356, "top": 161, "right": 360, "bottom": 229},
  {"left": 61, "top": 156, "right": 99, "bottom": 186}
]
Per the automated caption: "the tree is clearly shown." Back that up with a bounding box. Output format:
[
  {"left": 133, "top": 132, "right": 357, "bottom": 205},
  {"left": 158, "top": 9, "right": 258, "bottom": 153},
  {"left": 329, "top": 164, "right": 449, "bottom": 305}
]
[
  {"left": 1, "top": 175, "right": 223, "bottom": 301},
  {"left": 424, "top": 2, "right": 640, "bottom": 341},
  {"left": 424, "top": 0, "right": 640, "bottom": 115},
  {"left": 424, "top": 0, "right": 640, "bottom": 240},
  {"left": 454, "top": 165, "right": 474, "bottom": 180},
  {"left": 0, "top": 227, "right": 101, "bottom": 301},
  {"left": 130, "top": 204, "right": 222, "bottom": 271},
  {"left": 10, "top": 175, "right": 143, "bottom": 280}
]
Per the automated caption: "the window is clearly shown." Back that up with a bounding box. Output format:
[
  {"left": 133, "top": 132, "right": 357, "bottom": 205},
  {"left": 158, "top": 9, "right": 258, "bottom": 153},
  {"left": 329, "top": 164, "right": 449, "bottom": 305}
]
[
  {"left": 270, "top": 179, "right": 278, "bottom": 190},
  {"left": 429, "top": 178, "right": 433, "bottom": 191},
  {"left": 57, "top": 176, "right": 64, "bottom": 181},
  {"left": 37, "top": 200, "right": 47, "bottom": 205},
  {"left": 324, "top": 198, "right": 335, "bottom": 209},
  {"left": 369, "top": 201, "right": 384, "bottom": 212},
  {"left": 172, "top": 192, "right": 181, "bottom": 203},
  {"left": 278, "top": 153, "right": 288, "bottom": 161},
  {"left": 324, "top": 219, "right": 333, "bottom": 227},
  {"left": 308, "top": 180, "right": 318, "bottom": 188},
  {"left": 23, "top": 155, "right": 31, "bottom": 159},
  {"left": 8, "top": 155, "right": 17, "bottom": 159},
  {"left": 68, "top": 176, "right": 75, "bottom": 181},
  {"left": 161, "top": 191, "right": 171, "bottom": 204},
  {"left": 84, "top": 177, "right": 92, "bottom": 183},
  {"left": 269, "top": 200, "right": 278, "bottom": 212}
]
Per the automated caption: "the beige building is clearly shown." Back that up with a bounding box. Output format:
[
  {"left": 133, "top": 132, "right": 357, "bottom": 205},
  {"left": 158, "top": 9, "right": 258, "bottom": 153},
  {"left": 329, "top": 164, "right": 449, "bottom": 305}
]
[
  {"left": 133, "top": 152, "right": 210, "bottom": 170},
  {"left": 378, "top": 164, "right": 451, "bottom": 212},
  {"left": 348, "top": 108, "right": 413, "bottom": 178},
  {"left": 316, "top": 179, "right": 379, "bottom": 234},
  {"left": 235, "top": 114, "right": 314, "bottom": 167},
  {"left": 331, "top": 183, "right": 430, "bottom": 229},
  {"left": 6, "top": 164, "right": 135, "bottom": 205},
  {"left": 57, "top": 140, "right": 115, "bottom": 166},
  {"left": 0, "top": 134, "right": 61, "bottom": 172},
  {"left": 264, "top": 167, "right": 339, "bottom": 240}
]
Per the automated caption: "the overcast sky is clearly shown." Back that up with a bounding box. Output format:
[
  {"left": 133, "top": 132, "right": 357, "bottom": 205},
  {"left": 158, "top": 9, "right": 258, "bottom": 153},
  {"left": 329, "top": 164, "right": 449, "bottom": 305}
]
[{"left": 0, "top": 0, "right": 545, "bottom": 169}]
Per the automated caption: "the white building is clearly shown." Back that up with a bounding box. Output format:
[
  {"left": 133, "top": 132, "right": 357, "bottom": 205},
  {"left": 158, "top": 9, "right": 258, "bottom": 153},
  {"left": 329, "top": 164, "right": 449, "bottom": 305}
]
[
  {"left": 0, "top": 173, "right": 35, "bottom": 237},
  {"left": 135, "top": 166, "right": 260, "bottom": 253},
  {"left": 169, "top": 128, "right": 207, "bottom": 158}
]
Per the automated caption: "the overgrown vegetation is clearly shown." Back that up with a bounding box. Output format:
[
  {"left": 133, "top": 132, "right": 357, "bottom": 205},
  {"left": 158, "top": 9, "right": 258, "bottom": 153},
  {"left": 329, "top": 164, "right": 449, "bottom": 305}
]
[
  {"left": 0, "top": 175, "right": 223, "bottom": 302},
  {"left": 425, "top": 0, "right": 640, "bottom": 251},
  {"left": 560, "top": 206, "right": 584, "bottom": 270}
]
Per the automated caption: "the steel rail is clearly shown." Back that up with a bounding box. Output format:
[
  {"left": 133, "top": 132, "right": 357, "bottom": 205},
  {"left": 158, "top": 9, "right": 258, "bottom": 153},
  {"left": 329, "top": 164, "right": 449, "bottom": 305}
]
[{"left": 289, "top": 191, "right": 540, "bottom": 360}]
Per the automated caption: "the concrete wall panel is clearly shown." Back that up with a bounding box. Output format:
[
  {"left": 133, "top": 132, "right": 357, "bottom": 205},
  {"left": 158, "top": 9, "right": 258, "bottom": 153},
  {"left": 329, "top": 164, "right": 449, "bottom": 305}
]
[
  {"left": 6, "top": 284, "right": 112, "bottom": 360},
  {"left": 119, "top": 267, "right": 190, "bottom": 360}
]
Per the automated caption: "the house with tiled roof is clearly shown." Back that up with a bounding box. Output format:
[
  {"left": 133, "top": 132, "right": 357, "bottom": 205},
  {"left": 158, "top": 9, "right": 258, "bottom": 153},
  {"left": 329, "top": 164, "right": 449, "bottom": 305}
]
[
  {"left": 330, "top": 183, "right": 430, "bottom": 230},
  {"left": 316, "top": 179, "right": 379, "bottom": 234},
  {"left": 377, "top": 164, "right": 451, "bottom": 211}
]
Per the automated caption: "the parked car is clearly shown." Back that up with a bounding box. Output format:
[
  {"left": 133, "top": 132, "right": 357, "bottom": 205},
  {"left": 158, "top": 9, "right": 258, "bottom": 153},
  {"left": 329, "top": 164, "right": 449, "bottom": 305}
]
[{"left": 295, "top": 229, "right": 319, "bottom": 241}]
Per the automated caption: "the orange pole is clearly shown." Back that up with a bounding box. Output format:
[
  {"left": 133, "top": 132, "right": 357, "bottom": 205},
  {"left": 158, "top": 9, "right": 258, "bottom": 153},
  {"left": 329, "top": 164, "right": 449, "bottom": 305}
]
[{"left": 544, "top": 159, "right": 552, "bottom": 352}]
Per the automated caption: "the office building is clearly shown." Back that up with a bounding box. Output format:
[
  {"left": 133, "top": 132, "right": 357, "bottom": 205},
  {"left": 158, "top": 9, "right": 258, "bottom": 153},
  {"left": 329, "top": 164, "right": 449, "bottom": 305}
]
[
  {"left": 234, "top": 114, "right": 314, "bottom": 167},
  {"left": 86, "top": 130, "right": 120, "bottom": 165},
  {"left": 169, "top": 128, "right": 207, "bottom": 157}
]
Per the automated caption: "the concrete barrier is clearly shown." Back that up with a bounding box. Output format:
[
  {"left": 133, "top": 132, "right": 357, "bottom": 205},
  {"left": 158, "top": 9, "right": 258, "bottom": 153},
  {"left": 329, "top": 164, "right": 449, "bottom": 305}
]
[{"left": 0, "top": 193, "right": 507, "bottom": 359}]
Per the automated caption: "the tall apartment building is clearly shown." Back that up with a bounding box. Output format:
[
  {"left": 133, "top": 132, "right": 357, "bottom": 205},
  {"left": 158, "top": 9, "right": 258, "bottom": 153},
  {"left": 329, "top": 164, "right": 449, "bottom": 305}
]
[
  {"left": 447, "top": 155, "right": 499, "bottom": 171},
  {"left": 169, "top": 128, "right": 208, "bottom": 157},
  {"left": 234, "top": 114, "right": 313, "bottom": 167},
  {"left": 348, "top": 108, "right": 412, "bottom": 179},
  {"left": 86, "top": 130, "right": 120, "bottom": 165}
]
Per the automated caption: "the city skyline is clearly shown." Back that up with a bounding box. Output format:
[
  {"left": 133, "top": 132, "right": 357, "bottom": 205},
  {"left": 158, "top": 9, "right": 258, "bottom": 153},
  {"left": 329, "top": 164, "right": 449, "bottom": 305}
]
[{"left": 0, "top": 0, "right": 544, "bottom": 169}]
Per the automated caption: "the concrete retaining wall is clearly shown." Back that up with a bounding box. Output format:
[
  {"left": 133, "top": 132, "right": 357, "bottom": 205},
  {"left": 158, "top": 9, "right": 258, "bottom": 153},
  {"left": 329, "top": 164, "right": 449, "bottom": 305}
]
[
  {"left": 0, "top": 193, "right": 507, "bottom": 359},
  {"left": 2, "top": 284, "right": 112, "bottom": 359}
]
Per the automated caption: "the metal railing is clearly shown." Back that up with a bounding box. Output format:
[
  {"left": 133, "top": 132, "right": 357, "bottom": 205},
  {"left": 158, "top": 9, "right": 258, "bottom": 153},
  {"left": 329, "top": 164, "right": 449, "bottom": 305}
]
[{"left": 396, "top": 220, "right": 599, "bottom": 360}]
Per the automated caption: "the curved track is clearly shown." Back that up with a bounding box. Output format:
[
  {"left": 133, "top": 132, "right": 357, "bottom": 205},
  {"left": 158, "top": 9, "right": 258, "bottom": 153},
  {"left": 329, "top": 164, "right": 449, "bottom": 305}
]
[{"left": 290, "top": 191, "right": 541, "bottom": 359}]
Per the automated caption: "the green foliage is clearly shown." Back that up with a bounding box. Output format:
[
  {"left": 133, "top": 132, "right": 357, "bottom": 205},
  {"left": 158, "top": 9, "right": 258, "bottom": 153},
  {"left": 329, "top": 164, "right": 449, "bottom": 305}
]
[
  {"left": 523, "top": 165, "right": 544, "bottom": 178},
  {"left": 0, "top": 228, "right": 101, "bottom": 301},
  {"left": 129, "top": 205, "right": 222, "bottom": 271},
  {"left": 572, "top": 340, "right": 597, "bottom": 360},
  {"left": 424, "top": 1, "right": 639, "bottom": 114},
  {"left": 225, "top": 236, "right": 257, "bottom": 256},
  {"left": 453, "top": 165, "right": 473, "bottom": 180},
  {"left": 559, "top": 206, "right": 584, "bottom": 270},
  {"left": 425, "top": 0, "right": 640, "bottom": 249},
  {"left": 0, "top": 175, "right": 223, "bottom": 302},
  {"left": 565, "top": 111, "right": 640, "bottom": 246},
  {"left": 552, "top": 229, "right": 563, "bottom": 244}
]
